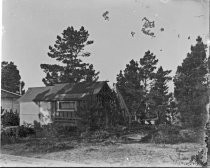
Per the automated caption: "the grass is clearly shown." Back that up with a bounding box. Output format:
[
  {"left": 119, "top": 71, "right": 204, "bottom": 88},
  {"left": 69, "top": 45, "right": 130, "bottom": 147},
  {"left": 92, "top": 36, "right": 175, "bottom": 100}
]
[{"left": 1, "top": 136, "right": 75, "bottom": 155}]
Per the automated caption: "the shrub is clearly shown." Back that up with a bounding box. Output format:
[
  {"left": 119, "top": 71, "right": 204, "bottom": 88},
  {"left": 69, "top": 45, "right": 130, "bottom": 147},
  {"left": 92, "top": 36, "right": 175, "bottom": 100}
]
[
  {"left": 141, "top": 124, "right": 184, "bottom": 144},
  {"left": 158, "top": 124, "right": 181, "bottom": 134},
  {"left": 48, "top": 123, "right": 78, "bottom": 137},
  {"left": 1, "top": 125, "right": 20, "bottom": 145},
  {"left": 32, "top": 121, "right": 78, "bottom": 138},
  {"left": 146, "top": 125, "right": 204, "bottom": 144},
  {"left": 179, "top": 129, "right": 197, "bottom": 142},
  {"left": 129, "top": 121, "right": 156, "bottom": 134},
  {"left": 91, "top": 130, "right": 110, "bottom": 139},
  {"left": 130, "top": 121, "right": 142, "bottom": 129},
  {"left": 18, "top": 125, "right": 35, "bottom": 137},
  {"left": 1, "top": 129, "right": 18, "bottom": 145},
  {"left": 179, "top": 128, "right": 204, "bottom": 143},
  {"left": 140, "top": 133, "right": 153, "bottom": 143},
  {"left": 190, "top": 149, "right": 207, "bottom": 167},
  {"left": 24, "top": 139, "right": 74, "bottom": 153},
  {"left": 151, "top": 129, "right": 183, "bottom": 144},
  {"left": 1, "top": 109, "right": 19, "bottom": 127}
]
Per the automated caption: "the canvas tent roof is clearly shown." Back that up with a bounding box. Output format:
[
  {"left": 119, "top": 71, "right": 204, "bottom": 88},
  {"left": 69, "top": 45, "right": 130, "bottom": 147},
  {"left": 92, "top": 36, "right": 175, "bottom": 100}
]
[{"left": 18, "top": 81, "right": 108, "bottom": 102}]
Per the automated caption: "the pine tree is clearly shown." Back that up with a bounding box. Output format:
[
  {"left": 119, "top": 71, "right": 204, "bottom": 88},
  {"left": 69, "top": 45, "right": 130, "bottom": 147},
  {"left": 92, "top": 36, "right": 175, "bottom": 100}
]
[
  {"left": 124, "top": 60, "right": 143, "bottom": 114},
  {"left": 149, "top": 66, "right": 172, "bottom": 123},
  {"left": 139, "top": 50, "right": 158, "bottom": 93},
  {"left": 116, "top": 51, "right": 173, "bottom": 123},
  {"left": 151, "top": 66, "right": 172, "bottom": 106},
  {"left": 116, "top": 60, "right": 143, "bottom": 115},
  {"left": 1, "top": 61, "right": 25, "bottom": 94},
  {"left": 174, "top": 36, "right": 208, "bottom": 128},
  {"left": 40, "top": 26, "right": 99, "bottom": 86},
  {"left": 139, "top": 50, "right": 158, "bottom": 118},
  {"left": 116, "top": 70, "right": 126, "bottom": 90}
]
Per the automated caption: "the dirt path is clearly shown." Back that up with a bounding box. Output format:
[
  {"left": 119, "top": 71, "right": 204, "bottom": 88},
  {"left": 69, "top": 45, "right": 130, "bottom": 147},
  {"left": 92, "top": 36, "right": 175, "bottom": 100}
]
[
  {"left": 0, "top": 154, "right": 87, "bottom": 167},
  {"left": 0, "top": 153, "right": 194, "bottom": 167},
  {"left": 1, "top": 142, "right": 202, "bottom": 167},
  {"left": 39, "top": 143, "right": 202, "bottom": 167}
]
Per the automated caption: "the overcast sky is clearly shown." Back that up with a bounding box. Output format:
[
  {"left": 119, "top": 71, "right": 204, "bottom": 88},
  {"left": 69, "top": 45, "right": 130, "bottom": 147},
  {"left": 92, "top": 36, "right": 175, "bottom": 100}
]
[{"left": 2, "top": 0, "right": 209, "bottom": 92}]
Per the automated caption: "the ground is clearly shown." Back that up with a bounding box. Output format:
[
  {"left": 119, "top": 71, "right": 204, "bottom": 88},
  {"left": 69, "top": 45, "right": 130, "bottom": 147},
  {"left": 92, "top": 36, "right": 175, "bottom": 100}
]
[
  {"left": 39, "top": 142, "right": 203, "bottom": 167},
  {"left": 1, "top": 138, "right": 204, "bottom": 167},
  {"left": 0, "top": 154, "right": 86, "bottom": 167}
]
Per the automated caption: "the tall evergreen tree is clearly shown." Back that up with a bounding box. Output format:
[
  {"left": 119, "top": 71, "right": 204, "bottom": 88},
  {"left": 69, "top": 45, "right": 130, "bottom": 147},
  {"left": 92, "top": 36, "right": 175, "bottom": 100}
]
[
  {"left": 139, "top": 50, "right": 158, "bottom": 118},
  {"left": 116, "top": 51, "right": 173, "bottom": 122},
  {"left": 116, "top": 70, "right": 126, "bottom": 92},
  {"left": 116, "top": 51, "right": 159, "bottom": 119},
  {"left": 40, "top": 26, "right": 99, "bottom": 86},
  {"left": 139, "top": 50, "right": 158, "bottom": 93},
  {"left": 1, "top": 61, "right": 25, "bottom": 94},
  {"left": 151, "top": 66, "right": 172, "bottom": 106},
  {"left": 174, "top": 36, "right": 208, "bottom": 128},
  {"left": 116, "top": 60, "right": 143, "bottom": 115},
  {"left": 149, "top": 66, "right": 172, "bottom": 123}
]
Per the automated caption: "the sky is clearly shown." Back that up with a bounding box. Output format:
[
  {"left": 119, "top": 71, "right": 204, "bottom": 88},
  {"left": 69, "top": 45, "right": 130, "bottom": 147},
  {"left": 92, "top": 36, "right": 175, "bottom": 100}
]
[{"left": 2, "top": 0, "right": 209, "bottom": 92}]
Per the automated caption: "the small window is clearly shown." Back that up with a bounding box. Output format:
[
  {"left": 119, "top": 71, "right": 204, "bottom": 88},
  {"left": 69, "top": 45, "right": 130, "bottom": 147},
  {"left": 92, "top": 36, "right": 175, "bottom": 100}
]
[{"left": 57, "top": 101, "right": 76, "bottom": 110}]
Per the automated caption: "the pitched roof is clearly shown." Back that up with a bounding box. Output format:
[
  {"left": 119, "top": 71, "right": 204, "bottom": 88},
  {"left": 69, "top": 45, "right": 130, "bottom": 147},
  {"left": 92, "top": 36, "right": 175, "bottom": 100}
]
[
  {"left": 1, "top": 89, "right": 21, "bottom": 98},
  {"left": 18, "top": 81, "right": 108, "bottom": 102}
]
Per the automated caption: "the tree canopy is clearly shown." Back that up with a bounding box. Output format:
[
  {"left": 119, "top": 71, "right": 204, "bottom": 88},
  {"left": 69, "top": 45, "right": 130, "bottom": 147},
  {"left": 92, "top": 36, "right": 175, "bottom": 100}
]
[
  {"left": 40, "top": 26, "right": 99, "bottom": 86},
  {"left": 148, "top": 66, "right": 172, "bottom": 123},
  {"left": 174, "top": 36, "right": 208, "bottom": 128},
  {"left": 1, "top": 61, "right": 25, "bottom": 94},
  {"left": 116, "top": 59, "right": 143, "bottom": 116},
  {"left": 116, "top": 50, "right": 172, "bottom": 123},
  {"left": 150, "top": 66, "right": 172, "bottom": 106}
]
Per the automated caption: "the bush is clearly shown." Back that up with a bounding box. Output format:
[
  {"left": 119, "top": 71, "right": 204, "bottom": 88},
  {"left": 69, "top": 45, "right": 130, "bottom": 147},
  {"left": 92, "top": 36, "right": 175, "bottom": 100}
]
[
  {"left": 32, "top": 121, "right": 78, "bottom": 138},
  {"left": 91, "top": 130, "right": 110, "bottom": 139},
  {"left": 158, "top": 124, "right": 181, "bottom": 134},
  {"left": 51, "top": 124, "right": 77, "bottom": 136},
  {"left": 145, "top": 125, "right": 204, "bottom": 144},
  {"left": 129, "top": 121, "right": 156, "bottom": 135},
  {"left": 18, "top": 125, "right": 35, "bottom": 137},
  {"left": 1, "top": 125, "right": 35, "bottom": 145},
  {"left": 1, "top": 129, "right": 18, "bottom": 145},
  {"left": 24, "top": 139, "right": 74, "bottom": 153},
  {"left": 1, "top": 109, "right": 19, "bottom": 127},
  {"left": 179, "top": 127, "right": 205, "bottom": 143},
  {"left": 140, "top": 133, "right": 153, "bottom": 143},
  {"left": 190, "top": 149, "right": 207, "bottom": 167},
  {"left": 130, "top": 121, "right": 142, "bottom": 129},
  {"left": 140, "top": 124, "right": 184, "bottom": 144},
  {"left": 151, "top": 129, "right": 183, "bottom": 144}
]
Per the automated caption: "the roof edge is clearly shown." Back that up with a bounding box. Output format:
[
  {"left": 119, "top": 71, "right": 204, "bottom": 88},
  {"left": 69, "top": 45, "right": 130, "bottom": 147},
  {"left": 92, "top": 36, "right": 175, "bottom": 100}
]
[{"left": 1, "top": 89, "right": 21, "bottom": 97}]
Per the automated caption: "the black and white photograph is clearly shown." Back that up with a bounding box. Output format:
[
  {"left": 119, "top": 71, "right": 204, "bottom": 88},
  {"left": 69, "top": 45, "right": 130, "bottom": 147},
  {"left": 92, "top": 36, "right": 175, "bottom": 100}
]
[{"left": 1, "top": 0, "right": 210, "bottom": 167}]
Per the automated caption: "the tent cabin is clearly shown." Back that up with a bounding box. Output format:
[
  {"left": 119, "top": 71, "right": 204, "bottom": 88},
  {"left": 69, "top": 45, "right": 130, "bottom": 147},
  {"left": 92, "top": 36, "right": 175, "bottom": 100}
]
[
  {"left": 1, "top": 89, "right": 21, "bottom": 114},
  {"left": 18, "top": 81, "right": 114, "bottom": 127}
]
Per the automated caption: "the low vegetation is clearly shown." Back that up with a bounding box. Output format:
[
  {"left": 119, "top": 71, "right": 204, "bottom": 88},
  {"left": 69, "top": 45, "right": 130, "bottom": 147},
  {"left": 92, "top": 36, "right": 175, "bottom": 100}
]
[
  {"left": 1, "top": 108, "right": 19, "bottom": 127},
  {"left": 1, "top": 119, "right": 207, "bottom": 167}
]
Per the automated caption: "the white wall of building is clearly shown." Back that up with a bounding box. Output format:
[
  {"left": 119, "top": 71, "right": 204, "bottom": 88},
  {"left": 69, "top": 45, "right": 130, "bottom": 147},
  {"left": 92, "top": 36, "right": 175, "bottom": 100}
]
[
  {"left": 1, "top": 98, "right": 20, "bottom": 114},
  {"left": 20, "top": 101, "right": 52, "bottom": 125}
]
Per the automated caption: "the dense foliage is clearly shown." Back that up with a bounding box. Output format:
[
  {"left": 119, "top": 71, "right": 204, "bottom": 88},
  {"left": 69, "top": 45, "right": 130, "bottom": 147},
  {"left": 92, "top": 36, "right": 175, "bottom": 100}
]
[
  {"left": 1, "top": 108, "right": 19, "bottom": 127},
  {"left": 77, "top": 89, "right": 123, "bottom": 131},
  {"left": 40, "top": 26, "right": 99, "bottom": 86},
  {"left": 116, "top": 50, "right": 172, "bottom": 124},
  {"left": 174, "top": 36, "right": 208, "bottom": 128},
  {"left": 1, "top": 61, "right": 25, "bottom": 94}
]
